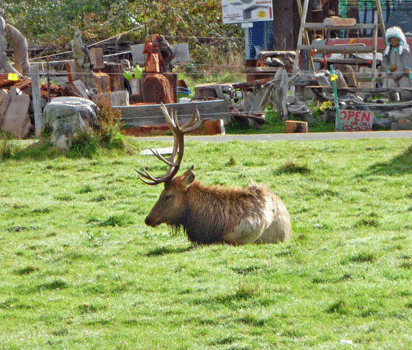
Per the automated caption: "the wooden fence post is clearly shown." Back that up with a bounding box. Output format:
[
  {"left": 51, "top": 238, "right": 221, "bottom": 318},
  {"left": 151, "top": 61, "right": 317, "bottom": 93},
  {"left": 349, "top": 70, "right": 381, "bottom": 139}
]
[{"left": 30, "top": 63, "right": 42, "bottom": 135}]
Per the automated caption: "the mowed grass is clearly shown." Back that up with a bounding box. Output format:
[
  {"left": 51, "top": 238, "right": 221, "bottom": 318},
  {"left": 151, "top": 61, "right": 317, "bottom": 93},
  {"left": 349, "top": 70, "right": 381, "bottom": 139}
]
[{"left": 1, "top": 136, "right": 412, "bottom": 349}]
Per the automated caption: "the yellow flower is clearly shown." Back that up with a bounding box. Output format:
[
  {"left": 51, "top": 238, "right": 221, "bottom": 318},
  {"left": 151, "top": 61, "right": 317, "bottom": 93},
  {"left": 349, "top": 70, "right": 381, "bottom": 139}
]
[{"left": 319, "top": 101, "right": 333, "bottom": 112}]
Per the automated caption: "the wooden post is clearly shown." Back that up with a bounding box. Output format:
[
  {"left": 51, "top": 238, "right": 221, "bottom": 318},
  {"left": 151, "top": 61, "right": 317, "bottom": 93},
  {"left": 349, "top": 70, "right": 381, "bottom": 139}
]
[
  {"left": 296, "top": 0, "right": 315, "bottom": 71},
  {"left": 103, "top": 62, "right": 124, "bottom": 92},
  {"left": 46, "top": 56, "right": 51, "bottom": 103},
  {"left": 375, "top": 0, "right": 386, "bottom": 37},
  {"left": 293, "top": 0, "right": 311, "bottom": 72},
  {"left": 30, "top": 63, "right": 42, "bottom": 136},
  {"left": 371, "top": 10, "right": 378, "bottom": 88}
]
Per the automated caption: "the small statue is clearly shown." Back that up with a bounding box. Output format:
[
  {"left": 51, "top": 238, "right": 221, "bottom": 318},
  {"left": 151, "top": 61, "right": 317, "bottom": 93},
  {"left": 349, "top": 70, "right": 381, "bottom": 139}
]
[
  {"left": 69, "top": 27, "right": 95, "bottom": 88},
  {"left": 143, "top": 34, "right": 175, "bottom": 73},
  {"left": 381, "top": 26, "right": 412, "bottom": 101},
  {"left": 71, "top": 28, "right": 94, "bottom": 71},
  {"left": 143, "top": 36, "right": 161, "bottom": 73}
]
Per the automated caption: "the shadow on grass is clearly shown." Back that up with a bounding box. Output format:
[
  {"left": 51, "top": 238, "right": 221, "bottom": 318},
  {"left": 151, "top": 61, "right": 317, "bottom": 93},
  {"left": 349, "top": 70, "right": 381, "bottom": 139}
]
[
  {"left": 145, "top": 245, "right": 196, "bottom": 256},
  {"left": 363, "top": 145, "right": 412, "bottom": 176}
]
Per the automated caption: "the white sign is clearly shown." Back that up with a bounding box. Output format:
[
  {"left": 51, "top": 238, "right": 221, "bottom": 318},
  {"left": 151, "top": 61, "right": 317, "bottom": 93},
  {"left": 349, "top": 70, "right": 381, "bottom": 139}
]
[
  {"left": 222, "top": 0, "right": 273, "bottom": 24},
  {"left": 336, "top": 110, "right": 374, "bottom": 132}
]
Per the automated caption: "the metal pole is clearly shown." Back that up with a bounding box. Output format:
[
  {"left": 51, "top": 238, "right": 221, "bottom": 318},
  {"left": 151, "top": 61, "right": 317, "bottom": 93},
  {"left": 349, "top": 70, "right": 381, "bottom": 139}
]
[
  {"left": 330, "top": 65, "right": 342, "bottom": 131},
  {"left": 242, "top": 22, "right": 253, "bottom": 60}
]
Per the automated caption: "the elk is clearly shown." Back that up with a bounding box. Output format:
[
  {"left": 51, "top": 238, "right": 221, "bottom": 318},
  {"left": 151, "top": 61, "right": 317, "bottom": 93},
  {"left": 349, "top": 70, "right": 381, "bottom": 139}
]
[{"left": 136, "top": 103, "right": 291, "bottom": 245}]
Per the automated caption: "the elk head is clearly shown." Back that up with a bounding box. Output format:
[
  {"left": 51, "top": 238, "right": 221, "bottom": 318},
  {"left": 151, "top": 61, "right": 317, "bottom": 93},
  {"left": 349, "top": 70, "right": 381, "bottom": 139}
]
[{"left": 136, "top": 103, "right": 204, "bottom": 227}]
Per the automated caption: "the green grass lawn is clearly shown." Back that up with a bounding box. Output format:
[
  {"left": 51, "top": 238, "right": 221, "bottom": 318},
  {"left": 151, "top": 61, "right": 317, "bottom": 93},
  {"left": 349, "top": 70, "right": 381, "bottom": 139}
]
[
  {"left": 1, "top": 136, "right": 412, "bottom": 349},
  {"left": 225, "top": 105, "right": 337, "bottom": 135}
]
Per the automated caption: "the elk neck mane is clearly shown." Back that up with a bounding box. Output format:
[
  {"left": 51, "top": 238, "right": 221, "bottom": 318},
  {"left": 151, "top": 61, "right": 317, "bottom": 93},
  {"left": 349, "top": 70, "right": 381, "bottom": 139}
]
[{"left": 176, "top": 180, "right": 270, "bottom": 244}]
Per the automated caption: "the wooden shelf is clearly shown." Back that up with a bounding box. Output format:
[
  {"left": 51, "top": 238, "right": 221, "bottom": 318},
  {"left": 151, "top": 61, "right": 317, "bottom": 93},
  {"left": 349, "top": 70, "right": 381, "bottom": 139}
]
[
  {"left": 293, "top": 0, "right": 385, "bottom": 88},
  {"left": 297, "top": 44, "right": 373, "bottom": 54},
  {"left": 301, "top": 22, "right": 377, "bottom": 31},
  {"left": 241, "top": 67, "right": 279, "bottom": 73}
]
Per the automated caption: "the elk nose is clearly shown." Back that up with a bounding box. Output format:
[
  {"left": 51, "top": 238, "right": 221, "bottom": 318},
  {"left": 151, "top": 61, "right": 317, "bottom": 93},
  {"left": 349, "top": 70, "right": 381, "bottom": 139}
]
[
  {"left": 145, "top": 216, "right": 153, "bottom": 226},
  {"left": 145, "top": 215, "right": 159, "bottom": 227}
]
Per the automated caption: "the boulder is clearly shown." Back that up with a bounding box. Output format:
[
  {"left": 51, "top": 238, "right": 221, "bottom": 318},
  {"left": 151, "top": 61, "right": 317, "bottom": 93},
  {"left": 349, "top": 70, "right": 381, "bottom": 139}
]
[{"left": 42, "top": 97, "right": 98, "bottom": 149}]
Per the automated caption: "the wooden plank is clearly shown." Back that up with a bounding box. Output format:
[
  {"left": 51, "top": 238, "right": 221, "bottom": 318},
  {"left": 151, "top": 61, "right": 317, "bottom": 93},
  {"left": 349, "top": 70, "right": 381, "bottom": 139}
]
[
  {"left": 375, "top": 0, "right": 386, "bottom": 37},
  {"left": 312, "top": 57, "right": 373, "bottom": 65},
  {"left": 141, "top": 147, "right": 173, "bottom": 156},
  {"left": 302, "top": 22, "right": 375, "bottom": 30},
  {"left": 1, "top": 87, "right": 31, "bottom": 139},
  {"left": 241, "top": 67, "right": 279, "bottom": 73},
  {"left": 232, "top": 78, "right": 274, "bottom": 89},
  {"left": 0, "top": 90, "right": 11, "bottom": 128},
  {"left": 118, "top": 100, "right": 230, "bottom": 127},
  {"left": 294, "top": 0, "right": 313, "bottom": 73},
  {"left": 323, "top": 17, "right": 357, "bottom": 27},
  {"left": 30, "top": 64, "right": 42, "bottom": 136},
  {"left": 307, "top": 86, "right": 412, "bottom": 93},
  {"left": 90, "top": 47, "right": 105, "bottom": 70},
  {"left": 103, "top": 62, "right": 124, "bottom": 92},
  {"left": 371, "top": 10, "right": 379, "bottom": 88},
  {"left": 285, "top": 120, "right": 308, "bottom": 133},
  {"left": 298, "top": 45, "right": 373, "bottom": 53},
  {"left": 391, "top": 122, "right": 412, "bottom": 131},
  {"left": 257, "top": 51, "right": 296, "bottom": 60}
]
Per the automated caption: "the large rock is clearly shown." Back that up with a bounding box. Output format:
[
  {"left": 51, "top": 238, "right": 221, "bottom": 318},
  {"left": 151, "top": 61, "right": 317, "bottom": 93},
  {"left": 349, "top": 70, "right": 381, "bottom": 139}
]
[{"left": 42, "top": 97, "right": 98, "bottom": 149}]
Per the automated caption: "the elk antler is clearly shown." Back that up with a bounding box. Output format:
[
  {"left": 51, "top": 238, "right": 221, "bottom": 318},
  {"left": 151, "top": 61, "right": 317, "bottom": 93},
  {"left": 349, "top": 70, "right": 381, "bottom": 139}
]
[{"left": 136, "top": 102, "right": 204, "bottom": 185}]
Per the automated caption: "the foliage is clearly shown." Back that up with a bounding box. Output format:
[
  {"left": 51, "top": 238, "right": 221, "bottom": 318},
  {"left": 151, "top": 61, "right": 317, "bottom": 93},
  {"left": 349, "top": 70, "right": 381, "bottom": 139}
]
[
  {"left": 93, "top": 94, "right": 128, "bottom": 151},
  {"left": 66, "top": 94, "right": 127, "bottom": 157},
  {"left": 0, "top": 132, "right": 18, "bottom": 160},
  {"left": 67, "top": 130, "right": 99, "bottom": 158},
  {"left": 225, "top": 104, "right": 336, "bottom": 135},
  {"left": 6, "top": 96, "right": 128, "bottom": 160},
  {"left": 0, "top": 0, "right": 244, "bottom": 67},
  {"left": 0, "top": 137, "right": 412, "bottom": 349}
]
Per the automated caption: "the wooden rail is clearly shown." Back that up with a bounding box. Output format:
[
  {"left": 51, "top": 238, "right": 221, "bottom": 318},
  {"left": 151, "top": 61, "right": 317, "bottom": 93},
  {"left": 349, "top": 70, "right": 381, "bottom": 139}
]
[{"left": 118, "top": 100, "right": 230, "bottom": 127}]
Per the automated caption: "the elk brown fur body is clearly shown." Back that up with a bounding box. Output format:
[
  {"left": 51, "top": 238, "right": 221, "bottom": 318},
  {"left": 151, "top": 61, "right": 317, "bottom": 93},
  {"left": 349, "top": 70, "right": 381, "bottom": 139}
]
[
  {"left": 144, "top": 168, "right": 291, "bottom": 245},
  {"left": 137, "top": 103, "right": 291, "bottom": 245}
]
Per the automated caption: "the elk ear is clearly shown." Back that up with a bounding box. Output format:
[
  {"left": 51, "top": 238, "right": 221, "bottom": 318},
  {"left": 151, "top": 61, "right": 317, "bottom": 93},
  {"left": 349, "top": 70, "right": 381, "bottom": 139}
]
[{"left": 180, "top": 166, "right": 195, "bottom": 190}]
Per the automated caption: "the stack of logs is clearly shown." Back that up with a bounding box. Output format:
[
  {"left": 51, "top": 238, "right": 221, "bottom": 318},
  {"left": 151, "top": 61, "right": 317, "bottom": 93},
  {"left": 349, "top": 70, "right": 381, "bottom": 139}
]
[
  {"left": 0, "top": 73, "right": 67, "bottom": 139},
  {"left": 0, "top": 34, "right": 184, "bottom": 139},
  {"left": 0, "top": 73, "right": 65, "bottom": 98}
]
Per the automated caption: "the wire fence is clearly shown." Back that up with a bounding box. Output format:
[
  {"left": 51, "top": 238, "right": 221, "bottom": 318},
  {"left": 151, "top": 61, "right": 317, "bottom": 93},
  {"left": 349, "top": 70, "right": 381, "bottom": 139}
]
[
  {"left": 0, "top": 57, "right": 393, "bottom": 141},
  {"left": 3, "top": 1, "right": 412, "bottom": 139},
  {"left": 0, "top": 24, "right": 400, "bottom": 141}
]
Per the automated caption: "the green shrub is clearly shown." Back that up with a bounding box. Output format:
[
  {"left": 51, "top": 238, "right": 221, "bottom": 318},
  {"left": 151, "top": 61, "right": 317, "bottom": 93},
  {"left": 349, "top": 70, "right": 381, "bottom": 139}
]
[
  {"left": 94, "top": 94, "right": 127, "bottom": 151},
  {"left": 0, "top": 132, "right": 18, "bottom": 160},
  {"left": 68, "top": 130, "right": 99, "bottom": 158}
]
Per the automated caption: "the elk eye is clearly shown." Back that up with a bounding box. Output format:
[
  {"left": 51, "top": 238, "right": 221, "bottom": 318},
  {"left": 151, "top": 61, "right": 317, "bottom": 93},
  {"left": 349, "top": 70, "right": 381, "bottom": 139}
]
[{"left": 164, "top": 193, "right": 174, "bottom": 202}]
